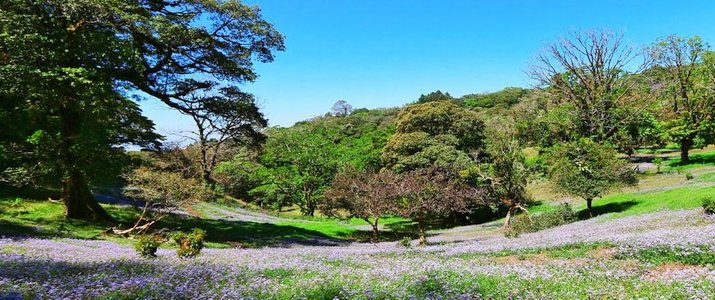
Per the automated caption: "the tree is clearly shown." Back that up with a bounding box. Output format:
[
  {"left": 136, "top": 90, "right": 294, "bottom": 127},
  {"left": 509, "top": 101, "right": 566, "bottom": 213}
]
[
  {"left": 479, "top": 117, "right": 532, "bottom": 228},
  {"left": 416, "top": 90, "right": 453, "bottom": 103},
  {"left": 461, "top": 87, "right": 529, "bottom": 109},
  {"left": 256, "top": 127, "right": 340, "bottom": 216},
  {"left": 184, "top": 87, "right": 268, "bottom": 185},
  {"left": 393, "top": 167, "right": 487, "bottom": 245},
  {"left": 382, "top": 101, "right": 486, "bottom": 172},
  {"left": 649, "top": 35, "right": 715, "bottom": 164},
  {"left": 331, "top": 100, "right": 353, "bottom": 116},
  {"left": 530, "top": 30, "right": 652, "bottom": 143},
  {"left": 0, "top": 0, "right": 284, "bottom": 221},
  {"left": 547, "top": 138, "right": 637, "bottom": 217},
  {"left": 0, "top": 0, "right": 165, "bottom": 221},
  {"left": 121, "top": 153, "right": 212, "bottom": 235},
  {"left": 322, "top": 168, "right": 400, "bottom": 242}
]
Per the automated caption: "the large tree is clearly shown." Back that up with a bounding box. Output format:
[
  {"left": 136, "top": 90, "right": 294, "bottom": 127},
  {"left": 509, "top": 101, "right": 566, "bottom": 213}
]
[
  {"left": 255, "top": 127, "right": 340, "bottom": 216},
  {"left": 0, "top": 1, "right": 161, "bottom": 220},
  {"left": 650, "top": 35, "right": 715, "bottom": 164},
  {"left": 530, "top": 30, "right": 652, "bottom": 144},
  {"left": 184, "top": 87, "right": 268, "bottom": 185},
  {"left": 0, "top": 0, "right": 284, "bottom": 221},
  {"left": 382, "top": 101, "right": 486, "bottom": 172}
]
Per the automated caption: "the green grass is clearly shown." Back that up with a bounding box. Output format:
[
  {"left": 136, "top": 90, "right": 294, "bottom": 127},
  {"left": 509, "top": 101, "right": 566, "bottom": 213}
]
[
  {"left": 528, "top": 182, "right": 714, "bottom": 220},
  {"left": 584, "top": 184, "right": 714, "bottom": 218},
  {"left": 665, "top": 150, "right": 715, "bottom": 171},
  {"left": 0, "top": 193, "right": 414, "bottom": 247}
]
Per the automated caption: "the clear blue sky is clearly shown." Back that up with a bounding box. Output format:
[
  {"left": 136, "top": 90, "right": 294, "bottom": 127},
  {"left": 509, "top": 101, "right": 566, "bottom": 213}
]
[{"left": 140, "top": 0, "right": 715, "bottom": 142}]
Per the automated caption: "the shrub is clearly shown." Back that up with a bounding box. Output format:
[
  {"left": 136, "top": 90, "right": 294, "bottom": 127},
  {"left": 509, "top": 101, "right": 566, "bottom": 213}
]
[
  {"left": 172, "top": 228, "right": 207, "bottom": 258},
  {"left": 134, "top": 234, "right": 164, "bottom": 258},
  {"left": 505, "top": 203, "right": 577, "bottom": 238},
  {"left": 398, "top": 237, "right": 412, "bottom": 249},
  {"left": 685, "top": 172, "right": 694, "bottom": 180},
  {"left": 702, "top": 196, "right": 715, "bottom": 215},
  {"left": 653, "top": 157, "right": 663, "bottom": 174}
]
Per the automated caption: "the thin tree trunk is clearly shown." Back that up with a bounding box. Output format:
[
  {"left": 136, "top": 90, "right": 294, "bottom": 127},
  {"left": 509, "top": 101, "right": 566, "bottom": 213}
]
[
  {"left": 586, "top": 198, "right": 593, "bottom": 218},
  {"left": 503, "top": 206, "right": 516, "bottom": 229},
  {"left": 504, "top": 207, "right": 514, "bottom": 229},
  {"left": 370, "top": 218, "right": 380, "bottom": 243},
  {"left": 680, "top": 137, "right": 693, "bottom": 165}
]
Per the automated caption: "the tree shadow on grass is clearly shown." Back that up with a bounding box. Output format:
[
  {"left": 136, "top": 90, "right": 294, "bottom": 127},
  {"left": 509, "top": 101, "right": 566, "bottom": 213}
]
[
  {"left": 670, "top": 152, "right": 715, "bottom": 167},
  {"left": 576, "top": 200, "right": 640, "bottom": 220},
  {"left": 156, "top": 216, "right": 353, "bottom": 248}
]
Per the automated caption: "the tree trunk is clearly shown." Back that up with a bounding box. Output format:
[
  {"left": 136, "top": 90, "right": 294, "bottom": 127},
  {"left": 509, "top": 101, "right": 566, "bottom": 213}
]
[
  {"left": 503, "top": 206, "right": 516, "bottom": 229},
  {"left": 60, "top": 99, "right": 113, "bottom": 222},
  {"left": 370, "top": 218, "right": 380, "bottom": 243},
  {"left": 417, "top": 215, "right": 427, "bottom": 246},
  {"left": 680, "top": 137, "right": 693, "bottom": 165},
  {"left": 586, "top": 198, "right": 593, "bottom": 218}
]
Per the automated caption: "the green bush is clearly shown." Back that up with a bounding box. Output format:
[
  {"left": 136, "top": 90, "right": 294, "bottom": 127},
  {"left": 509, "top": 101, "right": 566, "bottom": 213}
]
[
  {"left": 134, "top": 234, "right": 164, "bottom": 258},
  {"left": 398, "top": 237, "right": 412, "bottom": 249},
  {"left": 685, "top": 173, "right": 695, "bottom": 180},
  {"left": 505, "top": 203, "right": 577, "bottom": 238},
  {"left": 653, "top": 157, "right": 663, "bottom": 174},
  {"left": 172, "top": 228, "right": 207, "bottom": 258},
  {"left": 702, "top": 196, "right": 715, "bottom": 215}
]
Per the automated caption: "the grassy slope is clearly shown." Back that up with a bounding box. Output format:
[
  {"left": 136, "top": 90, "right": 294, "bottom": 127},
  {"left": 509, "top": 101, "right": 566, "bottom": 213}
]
[
  {"left": 0, "top": 192, "right": 411, "bottom": 247},
  {"left": 527, "top": 149, "right": 715, "bottom": 218}
]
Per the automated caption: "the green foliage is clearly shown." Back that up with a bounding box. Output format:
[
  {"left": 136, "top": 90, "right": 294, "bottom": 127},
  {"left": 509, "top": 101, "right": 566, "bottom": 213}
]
[
  {"left": 219, "top": 108, "right": 397, "bottom": 215},
  {"left": 172, "top": 229, "right": 207, "bottom": 258},
  {"left": 685, "top": 172, "right": 695, "bottom": 180},
  {"left": 415, "top": 90, "right": 453, "bottom": 103},
  {"left": 399, "top": 237, "right": 412, "bottom": 249},
  {"left": 214, "top": 154, "right": 267, "bottom": 200},
  {"left": 383, "top": 101, "right": 485, "bottom": 172},
  {"left": 505, "top": 203, "right": 576, "bottom": 237},
  {"left": 134, "top": 234, "right": 165, "bottom": 258},
  {"left": 481, "top": 117, "right": 531, "bottom": 207},
  {"left": 461, "top": 87, "right": 529, "bottom": 109},
  {"left": 547, "top": 138, "right": 637, "bottom": 212},
  {"left": 650, "top": 35, "right": 715, "bottom": 162},
  {"left": 653, "top": 157, "right": 664, "bottom": 174},
  {"left": 702, "top": 196, "right": 715, "bottom": 214}
]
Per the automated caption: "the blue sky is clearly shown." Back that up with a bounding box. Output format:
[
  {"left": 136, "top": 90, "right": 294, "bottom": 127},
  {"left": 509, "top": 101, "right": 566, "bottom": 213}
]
[{"left": 140, "top": 0, "right": 715, "bottom": 142}]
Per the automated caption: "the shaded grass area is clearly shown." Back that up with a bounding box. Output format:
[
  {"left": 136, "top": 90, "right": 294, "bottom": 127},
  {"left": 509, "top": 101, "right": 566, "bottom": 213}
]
[
  {"left": 667, "top": 150, "right": 715, "bottom": 171},
  {"left": 0, "top": 187, "right": 416, "bottom": 247}
]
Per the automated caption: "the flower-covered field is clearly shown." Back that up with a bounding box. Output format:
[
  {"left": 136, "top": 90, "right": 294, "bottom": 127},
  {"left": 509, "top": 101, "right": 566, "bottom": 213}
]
[{"left": 1, "top": 209, "right": 714, "bottom": 299}]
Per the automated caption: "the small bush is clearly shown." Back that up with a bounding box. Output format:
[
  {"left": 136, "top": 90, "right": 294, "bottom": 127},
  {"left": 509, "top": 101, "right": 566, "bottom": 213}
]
[
  {"left": 685, "top": 173, "right": 694, "bottom": 180},
  {"left": 134, "top": 234, "right": 164, "bottom": 258},
  {"left": 398, "top": 237, "right": 412, "bottom": 249},
  {"left": 505, "top": 203, "right": 577, "bottom": 238},
  {"left": 172, "top": 228, "right": 207, "bottom": 258},
  {"left": 702, "top": 196, "right": 715, "bottom": 215},
  {"left": 653, "top": 157, "right": 663, "bottom": 174}
]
